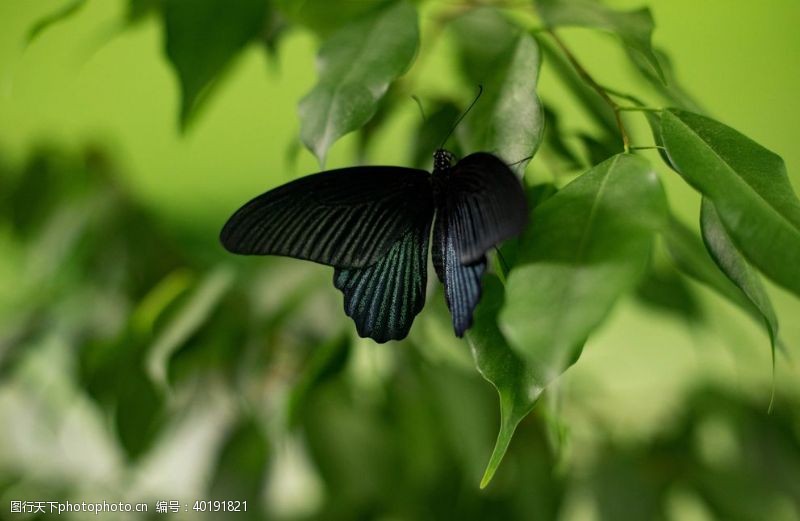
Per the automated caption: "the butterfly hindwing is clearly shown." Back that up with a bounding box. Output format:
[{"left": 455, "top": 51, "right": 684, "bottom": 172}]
[
  {"left": 446, "top": 152, "right": 528, "bottom": 263},
  {"left": 432, "top": 210, "right": 487, "bottom": 337},
  {"left": 220, "top": 167, "right": 432, "bottom": 268},
  {"left": 333, "top": 217, "right": 432, "bottom": 343}
]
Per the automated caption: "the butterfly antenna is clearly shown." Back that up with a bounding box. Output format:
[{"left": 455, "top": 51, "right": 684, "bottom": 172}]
[
  {"left": 411, "top": 95, "right": 427, "bottom": 123},
  {"left": 509, "top": 155, "right": 534, "bottom": 167},
  {"left": 438, "top": 84, "right": 483, "bottom": 149}
]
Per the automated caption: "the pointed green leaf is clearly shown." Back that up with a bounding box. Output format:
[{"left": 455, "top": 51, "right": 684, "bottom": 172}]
[
  {"left": 298, "top": 2, "right": 419, "bottom": 166},
  {"left": 535, "top": 0, "right": 665, "bottom": 83},
  {"left": 467, "top": 276, "right": 543, "bottom": 488},
  {"left": 661, "top": 109, "right": 800, "bottom": 297},
  {"left": 452, "top": 9, "right": 544, "bottom": 172},
  {"left": 164, "top": 0, "right": 268, "bottom": 129},
  {"left": 701, "top": 198, "right": 779, "bottom": 351},
  {"left": 501, "top": 154, "right": 666, "bottom": 372}
]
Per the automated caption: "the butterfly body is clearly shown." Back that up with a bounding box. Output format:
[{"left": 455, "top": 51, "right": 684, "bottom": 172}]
[{"left": 221, "top": 149, "right": 528, "bottom": 343}]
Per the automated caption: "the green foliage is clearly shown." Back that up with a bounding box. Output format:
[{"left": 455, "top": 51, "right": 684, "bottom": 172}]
[
  {"left": 164, "top": 0, "right": 270, "bottom": 128},
  {"left": 502, "top": 154, "right": 666, "bottom": 374},
  {"left": 700, "top": 200, "right": 779, "bottom": 349},
  {"left": 535, "top": 0, "right": 664, "bottom": 82},
  {"left": 451, "top": 9, "right": 543, "bottom": 171},
  {"left": 298, "top": 2, "right": 419, "bottom": 165},
  {"left": 661, "top": 109, "right": 800, "bottom": 297},
  {"left": 7, "top": 0, "right": 800, "bottom": 514}
]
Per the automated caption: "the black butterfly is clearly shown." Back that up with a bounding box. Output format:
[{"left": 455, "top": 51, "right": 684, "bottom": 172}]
[{"left": 220, "top": 149, "right": 528, "bottom": 343}]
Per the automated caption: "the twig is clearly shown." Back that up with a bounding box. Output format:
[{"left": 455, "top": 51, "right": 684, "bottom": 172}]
[{"left": 547, "top": 29, "right": 631, "bottom": 153}]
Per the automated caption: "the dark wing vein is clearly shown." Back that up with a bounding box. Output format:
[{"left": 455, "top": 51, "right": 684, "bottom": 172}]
[
  {"left": 333, "top": 219, "right": 431, "bottom": 343},
  {"left": 220, "top": 166, "right": 432, "bottom": 268}
]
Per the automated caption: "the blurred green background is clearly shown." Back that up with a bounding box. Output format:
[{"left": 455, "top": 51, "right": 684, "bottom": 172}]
[{"left": 1, "top": 0, "right": 799, "bottom": 519}]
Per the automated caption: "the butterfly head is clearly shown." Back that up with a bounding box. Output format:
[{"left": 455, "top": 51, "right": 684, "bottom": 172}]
[{"left": 433, "top": 149, "right": 456, "bottom": 173}]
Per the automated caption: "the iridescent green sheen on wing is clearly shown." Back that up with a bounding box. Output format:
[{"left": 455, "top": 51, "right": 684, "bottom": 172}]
[{"left": 334, "top": 220, "right": 431, "bottom": 343}]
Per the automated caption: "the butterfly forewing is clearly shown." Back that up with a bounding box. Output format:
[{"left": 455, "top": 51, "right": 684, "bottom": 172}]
[
  {"left": 334, "top": 217, "right": 432, "bottom": 343},
  {"left": 220, "top": 167, "right": 432, "bottom": 269},
  {"left": 432, "top": 210, "right": 487, "bottom": 337},
  {"left": 446, "top": 153, "right": 528, "bottom": 264}
]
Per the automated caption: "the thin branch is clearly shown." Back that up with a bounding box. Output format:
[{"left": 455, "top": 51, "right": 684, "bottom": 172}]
[{"left": 547, "top": 29, "right": 630, "bottom": 153}]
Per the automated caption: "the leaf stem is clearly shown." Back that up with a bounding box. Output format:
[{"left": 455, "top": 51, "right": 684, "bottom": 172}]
[
  {"left": 630, "top": 145, "right": 666, "bottom": 151},
  {"left": 618, "top": 106, "right": 662, "bottom": 113},
  {"left": 546, "top": 29, "right": 630, "bottom": 153}
]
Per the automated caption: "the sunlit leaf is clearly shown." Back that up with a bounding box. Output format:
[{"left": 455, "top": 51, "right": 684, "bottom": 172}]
[
  {"left": 164, "top": 0, "right": 268, "bottom": 129},
  {"left": 452, "top": 9, "right": 544, "bottom": 171},
  {"left": 501, "top": 154, "right": 666, "bottom": 371},
  {"left": 661, "top": 109, "right": 800, "bottom": 297},
  {"left": 701, "top": 199, "right": 779, "bottom": 356},
  {"left": 535, "top": 0, "right": 665, "bottom": 83},
  {"left": 298, "top": 2, "right": 419, "bottom": 166},
  {"left": 467, "top": 276, "right": 542, "bottom": 488}
]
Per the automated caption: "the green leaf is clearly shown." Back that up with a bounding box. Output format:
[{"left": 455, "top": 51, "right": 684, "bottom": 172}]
[
  {"left": 625, "top": 47, "right": 703, "bottom": 112},
  {"left": 147, "top": 266, "right": 236, "bottom": 391},
  {"left": 540, "top": 106, "right": 584, "bottom": 171},
  {"left": 700, "top": 198, "right": 779, "bottom": 355},
  {"left": 661, "top": 109, "right": 800, "bottom": 297},
  {"left": 501, "top": 154, "right": 666, "bottom": 371},
  {"left": 115, "top": 367, "right": 166, "bottom": 460},
  {"left": 209, "top": 416, "right": 269, "bottom": 518},
  {"left": 535, "top": 0, "right": 665, "bottom": 83},
  {"left": 663, "top": 216, "right": 758, "bottom": 318},
  {"left": 452, "top": 9, "right": 544, "bottom": 171},
  {"left": 164, "top": 0, "right": 268, "bottom": 129},
  {"left": 635, "top": 261, "right": 701, "bottom": 322},
  {"left": 274, "top": 0, "right": 377, "bottom": 37},
  {"left": 467, "top": 276, "right": 543, "bottom": 488},
  {"left": 127, "top": 0, "right": 161, "bottom": 24},
  {"left": 287, "top": 333, "right": 350, "bottom": 427},
  {"left": 26, "top": 0, "right": 87, "bottom": 45},
  {"left": 298, "top": 2, "right": 419, "bottom": 166}
]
